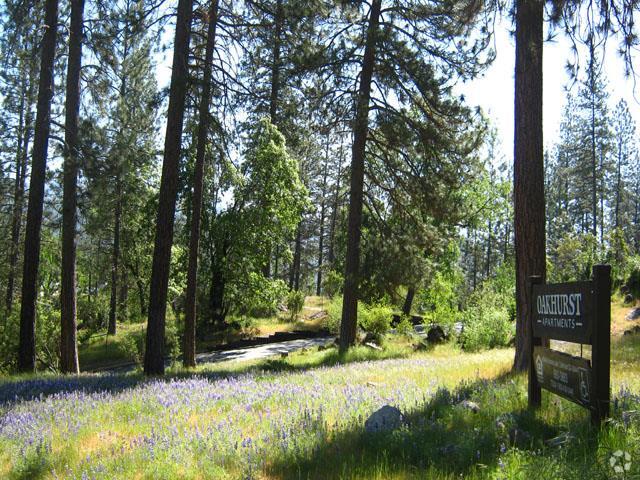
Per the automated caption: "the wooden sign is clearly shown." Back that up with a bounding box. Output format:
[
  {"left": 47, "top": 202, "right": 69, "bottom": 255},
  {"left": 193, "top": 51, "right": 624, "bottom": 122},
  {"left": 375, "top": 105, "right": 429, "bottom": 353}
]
[
  {"left": 532, "top": 282, "right": 593, "bottom": 343},
  {"left": 528, "top": 265, "right": 611, "bottom": 426},
  {"left": 533, "top": 346, "right": 592, "bottom": 408}
]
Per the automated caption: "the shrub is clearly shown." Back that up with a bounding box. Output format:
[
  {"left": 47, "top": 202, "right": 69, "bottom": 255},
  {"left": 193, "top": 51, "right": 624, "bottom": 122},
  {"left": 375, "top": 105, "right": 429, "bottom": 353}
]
[
  {"left": 459, "top": 286, "right": 513, "bottom": 351},
  {"left": 357, "top": 303, "right": 392, "bottom": 345},
  {"left": 324, "top": 296, "right": 343, "bottom": 334},
  {"left": 460, "top": 307, "right": 513, "bottom": 352},
  {"left": 286, "top": 290, "right": 305, "bottom": 321},
  {"left": 233, "top": 274, "right": 288, "bottom": 318},
  {"left": 419, "top": 271, "right": 461, "bottom": 332},
  {"left": 322, "top": 270, "right": 343, "bottom": 298},
  {"left": 395, "top": 315, "right": 414, "bottom": 337}
]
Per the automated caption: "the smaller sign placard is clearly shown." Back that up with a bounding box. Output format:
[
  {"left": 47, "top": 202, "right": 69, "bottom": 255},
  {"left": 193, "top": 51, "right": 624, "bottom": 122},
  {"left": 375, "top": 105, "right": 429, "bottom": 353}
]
[
  {"left": 534, "top": 346, "right": 592, "bottom": 408},
  {"left": 532, "top": 282, "right": 594, "bottom": 343}
]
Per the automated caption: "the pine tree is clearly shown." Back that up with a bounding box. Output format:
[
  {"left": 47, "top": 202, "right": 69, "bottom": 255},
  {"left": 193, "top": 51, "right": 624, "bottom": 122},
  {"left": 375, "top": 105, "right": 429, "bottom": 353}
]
[
  {"left": 144, "top": 0, "right": 194, "bottom": 376},
  {"left": 60, "top": 0, "right": 85, "bottom": 374},
  {"left": 18, "top": 0, "right": 59, "bottom": 372}
]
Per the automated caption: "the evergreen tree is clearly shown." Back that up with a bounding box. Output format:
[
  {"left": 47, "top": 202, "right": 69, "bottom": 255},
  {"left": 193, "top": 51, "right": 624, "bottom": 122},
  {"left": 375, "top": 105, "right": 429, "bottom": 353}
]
[
  {"left": 60, "top": 0, "right": 85, "bottom": 374},
  {"left": 17, "top": 0, "right": 59, "bottom": 372},
  {"left": 144, "top": 0, "right": 194, "bottom": 375}
]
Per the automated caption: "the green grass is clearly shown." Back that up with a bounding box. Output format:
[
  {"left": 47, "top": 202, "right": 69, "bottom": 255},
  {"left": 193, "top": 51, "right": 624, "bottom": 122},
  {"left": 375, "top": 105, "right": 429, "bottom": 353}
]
[
  {"left": 78, "top": 321, "right": 145, "bottom": 370},
  {"left": 2, "top": 299, "right": 640, "bottom": 479}
]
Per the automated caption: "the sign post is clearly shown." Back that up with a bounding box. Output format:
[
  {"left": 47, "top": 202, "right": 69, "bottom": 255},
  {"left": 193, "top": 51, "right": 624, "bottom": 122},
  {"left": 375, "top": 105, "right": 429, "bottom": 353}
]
[{"left": 528, "top": 265, "right": 611, "bottom": 426}]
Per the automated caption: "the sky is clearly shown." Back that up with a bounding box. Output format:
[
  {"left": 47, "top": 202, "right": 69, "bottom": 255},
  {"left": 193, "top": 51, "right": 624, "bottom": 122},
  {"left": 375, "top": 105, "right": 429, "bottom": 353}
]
[{"left": 458, "top": 17, "right": 640, "bottom": 165}]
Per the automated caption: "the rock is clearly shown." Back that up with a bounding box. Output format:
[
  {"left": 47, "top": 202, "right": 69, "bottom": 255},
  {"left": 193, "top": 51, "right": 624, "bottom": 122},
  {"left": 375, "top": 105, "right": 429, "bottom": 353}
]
[
  {"left": 277, "top": 304, "right": 289, "bottom": 312},
  {"left": 426, "top": 325, "right": 447, "bottom": 344},
  {"left": 364, "top": 342, "right": 382, "bottom": 351},
  {"left": 624, "top": 293, "right": 634, "bottom": 305},
  {"left": 459, "top": 400, "right": 480, "bottom": 413},
  {"left": 545, "top": 433, "right": 574, "bottom": 447},
  {"left": 365, "top": 405, "right": 403, "bottom": 433},
  {"left": 306, "top": 310, "right": 328, "bottom": 320},
  {"left": 509, "top": 427, "right": 532, "bottom": 449},
  {"left": 626, "top": 308, "right": 640, "bottom": 321}
]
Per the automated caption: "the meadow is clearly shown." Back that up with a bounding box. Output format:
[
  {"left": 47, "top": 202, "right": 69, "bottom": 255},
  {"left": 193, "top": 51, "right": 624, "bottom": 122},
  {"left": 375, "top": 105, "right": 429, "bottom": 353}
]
[{"left": 1, "top": 301, "right": 639, "bottom": 479}]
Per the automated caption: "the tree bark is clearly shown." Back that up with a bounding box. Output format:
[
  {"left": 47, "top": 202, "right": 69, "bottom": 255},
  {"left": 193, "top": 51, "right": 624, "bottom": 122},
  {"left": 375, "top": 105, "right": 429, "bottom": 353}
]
[
  {"left": 18, "top": 0, "right": 59, "bottom": 373},
  {"left": 184, "top": 0, "right": 219, "bottom": 368},
  {"left": 339, "top": 0, "right": 381, "bottom": 352},
  {"left": 5, "top": 68, "right": 35, "bottom": 314},
  {"left": 513, "top": 0, "right": 545, "bottom": 372},
  {"left": 316, "top": 155, "right": 329, "bottom": 295},
  {"left": 289, "top": 224, "right": 302, "bottom": 291},
  {"left": 60, "top": 0, "right": 84, "bottom": 374},
  {"left": 402, "top": 287, "right": 415, "bottom": 316},
  {"left": 327, "top": 160, "right": 342, "bottom": 267},
  {"left": 144, "top": 0, "right": 193, "bottom": 376},
  {"left": 108, "top": 176, "right": 122, "bottom": 335}
]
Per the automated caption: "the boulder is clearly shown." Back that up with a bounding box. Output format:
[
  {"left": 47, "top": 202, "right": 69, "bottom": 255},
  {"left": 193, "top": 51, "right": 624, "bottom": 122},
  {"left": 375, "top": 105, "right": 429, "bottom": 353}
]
[
  {"left": 626, "top": 308, "right": 640, "bottom": 321},
  {"left": 458, "top": 400, "right": 480, "bottom": 413},
  {"left": 277, "top": 304, "right": 289, "bottom": 312},
  {"left": 365, "top": 405, "right": 403, "bottom": 433},
  {"left": 427, "top": 325, "right": 447, "bottom": 344},
  {"left": 306, "top": 310, "right": 328, "bottom": 320}
]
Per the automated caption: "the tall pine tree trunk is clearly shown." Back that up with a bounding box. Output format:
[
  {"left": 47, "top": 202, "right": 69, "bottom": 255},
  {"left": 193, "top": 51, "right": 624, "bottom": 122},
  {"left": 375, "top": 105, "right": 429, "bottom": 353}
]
[
  {"left": 5, "top": 71, "right": 34, "bottom": 314},
  {"left": 339, "top": 0, "right": 382, "bottom": 352},
  {"left": 513, "top": 0, "right": 545, "bottom": 372},
  {"left": 108, "top": 176, "right": 121, "bottom": 335},
  {"left": 289, "top": 224, "right": 302, "bottom": 291},
  {"left": 184, "top": 0, "right": 219, "bottom": 368},
  {"left": 316, "top": 156, "right": 329, "bottom": 296},
  {"left": 327, "top": 161, "right": 341, "bottom": 267},
  {"left": 144, "top": 0, "right": 193, "bottom": 376},
  {"left": 589, "top": 41, "right": 598, "bottom": 242},
  {"left": 615, "top": 137, "right": 622, "bottom": 230},
  {"left": 18, "top": 0, "right": 59, "bottom": 372},
  {"left": 402, "top": 287, "right": 415, "bottom": 316},
  {"left": 60, "top": 0, "right": 84, "bottom": 374}
]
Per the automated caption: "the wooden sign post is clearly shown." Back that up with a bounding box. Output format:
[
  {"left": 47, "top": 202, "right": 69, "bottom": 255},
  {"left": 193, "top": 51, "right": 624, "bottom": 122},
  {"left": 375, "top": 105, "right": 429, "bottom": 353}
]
[{"left": 528, "top": 265, "right": 611, "bottom": 425}]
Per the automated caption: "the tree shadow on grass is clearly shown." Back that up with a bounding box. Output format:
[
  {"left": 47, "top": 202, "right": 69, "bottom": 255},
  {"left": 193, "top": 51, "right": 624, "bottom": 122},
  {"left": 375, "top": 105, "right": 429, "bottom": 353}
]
[
  {"left": 0, "top": 344, "right": 411, "bottom": 405},
  {"left": 265, "top": 372, "right": 607, "bottom": 479}
]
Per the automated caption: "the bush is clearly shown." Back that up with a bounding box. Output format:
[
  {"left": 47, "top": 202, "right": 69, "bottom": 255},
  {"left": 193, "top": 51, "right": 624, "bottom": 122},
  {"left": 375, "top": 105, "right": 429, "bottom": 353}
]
[
  {"left": 324, "top": 296, "right": 343, "bottom": 334},
  {"left": 395, "top": 315, "right": 414, "bottom": 337},
  {"left": 358, "top": 304, "right": 392, "bottom": 338},
  {"left": 322, "top": 270, "right": 343, "bottom": 298},
  {"left": 459, "top": 286, "right": 513, "bottom": 351},
  {"left": 324, "top": 299, "right": 392, "bottom": 343},
  {"left": 625, "top": 255, "right": 640, "bottom": 300},
  {"left": 233, "top": 274, "right": 288, "bottom": 318},
  {"left": 120, "top": 328, "right": 145, "bottom": 367},
  {"left": 286, "top": 290, "right": 305, "bottom": 321},
  {"left": 419, "top": 271, "right": 461, "bottom": 332}
]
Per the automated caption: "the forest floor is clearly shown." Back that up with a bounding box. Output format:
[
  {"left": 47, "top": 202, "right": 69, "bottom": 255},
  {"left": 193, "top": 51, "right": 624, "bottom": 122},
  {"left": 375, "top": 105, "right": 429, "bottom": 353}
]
[{"left": 1, "top": 299, "right": 639, "bottom": 479}]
